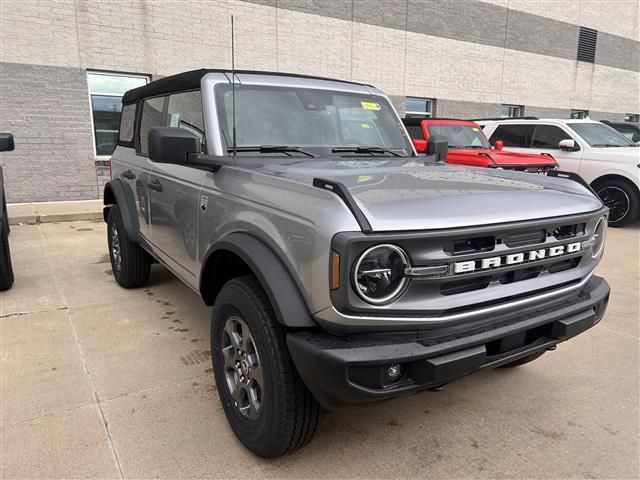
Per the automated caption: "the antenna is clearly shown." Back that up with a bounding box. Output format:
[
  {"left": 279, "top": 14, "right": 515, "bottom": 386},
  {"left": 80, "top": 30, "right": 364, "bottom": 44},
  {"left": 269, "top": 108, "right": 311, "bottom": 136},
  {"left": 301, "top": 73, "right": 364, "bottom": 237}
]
[{"left": 231, "top": 15, "right": 237, "bottom": 157}]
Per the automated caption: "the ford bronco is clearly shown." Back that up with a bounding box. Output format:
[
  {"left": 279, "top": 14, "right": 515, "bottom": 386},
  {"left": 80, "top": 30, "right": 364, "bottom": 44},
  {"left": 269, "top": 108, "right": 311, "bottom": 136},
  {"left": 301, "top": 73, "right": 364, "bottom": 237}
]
[
  {"left": 104, "top": 69, "right": 610, "bottom": 457},
  {"left": 403, "top": 118, "right": 558, "bottom": 172}
]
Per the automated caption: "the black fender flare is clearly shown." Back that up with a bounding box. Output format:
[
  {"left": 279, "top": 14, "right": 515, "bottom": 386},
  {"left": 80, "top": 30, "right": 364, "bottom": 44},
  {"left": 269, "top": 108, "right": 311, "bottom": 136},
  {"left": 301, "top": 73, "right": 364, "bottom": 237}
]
[
  {"left": 0, "top": 166, "right": 7, "bottom": 232},
  {"left": 200, "top": 232, "right": 317, "bottom": 328},
  {"left": 103, "top": 179, "right": 140, "bottom": 242}
]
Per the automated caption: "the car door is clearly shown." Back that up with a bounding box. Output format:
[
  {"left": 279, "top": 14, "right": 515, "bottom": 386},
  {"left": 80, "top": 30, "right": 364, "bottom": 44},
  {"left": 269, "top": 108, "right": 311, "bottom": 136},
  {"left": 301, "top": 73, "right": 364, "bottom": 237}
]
[
  {"left": 529, "top": 124, "right": 583, "bottom": 174},
  {"left": 113, "top": 101, "right": 153, "bottom": 241},
  {"left": 147, "top": 90, "right": 207, "bottom": 286}
]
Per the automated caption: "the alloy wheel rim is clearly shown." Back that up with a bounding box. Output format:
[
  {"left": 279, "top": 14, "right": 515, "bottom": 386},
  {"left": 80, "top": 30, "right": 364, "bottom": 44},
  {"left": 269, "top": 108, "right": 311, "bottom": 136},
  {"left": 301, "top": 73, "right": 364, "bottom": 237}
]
[
  {"left": 110, "top": 224, "right": 122, "bottom": 271},
  {"left": 221, "top": 315, "right": 263, "bottom": 420},
  {"left": 597, "top": 186, "right": 629, "bottom": 223}
]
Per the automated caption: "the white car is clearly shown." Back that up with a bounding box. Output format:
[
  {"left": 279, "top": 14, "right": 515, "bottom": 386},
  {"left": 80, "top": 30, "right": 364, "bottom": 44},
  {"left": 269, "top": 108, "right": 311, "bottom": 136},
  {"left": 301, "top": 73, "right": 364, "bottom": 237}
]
[{"left": 480, "top": 118, "right": 640, "bottom": 226}]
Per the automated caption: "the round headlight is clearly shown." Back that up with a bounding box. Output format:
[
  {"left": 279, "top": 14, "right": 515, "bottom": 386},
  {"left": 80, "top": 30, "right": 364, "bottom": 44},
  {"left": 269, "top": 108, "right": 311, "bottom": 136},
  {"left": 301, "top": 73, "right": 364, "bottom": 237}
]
[
  {"left": 591, "top": 216, "right": 607, "bottom": 258},
  {"left": 353, "top": 244, "right": 409, "bottom": 305}
]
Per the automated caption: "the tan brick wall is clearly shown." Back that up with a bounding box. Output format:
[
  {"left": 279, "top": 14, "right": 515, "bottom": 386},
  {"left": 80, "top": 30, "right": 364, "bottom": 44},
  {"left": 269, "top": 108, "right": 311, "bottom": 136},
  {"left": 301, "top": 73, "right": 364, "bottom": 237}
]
[{"left": 1, "top": 0, "right": 637, "bottom": 111}]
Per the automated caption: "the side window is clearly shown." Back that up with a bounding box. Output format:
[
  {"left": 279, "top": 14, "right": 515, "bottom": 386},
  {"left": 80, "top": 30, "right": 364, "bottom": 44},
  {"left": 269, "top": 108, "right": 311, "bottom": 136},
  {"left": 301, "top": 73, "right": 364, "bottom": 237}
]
[
  {"left": 118, "top": 103, "right": 136, "bottom": 145},
  {"left": 616, "top": 126, "right": 640, "bottom": 143},
  {"left": 531, "top": 125, "right": 571, "bottom": 149},
  {"left": 405, "top": 124, "right": 424, "bottom": 140},
  {"left": 139, "top": 96, "right": 165, "bottom": 156},
  {"left": 490, "top": 124, "right": 534, "bottom": 147},
  {"left": 166, "top": 91, "right": 206, "bottom": 152}
]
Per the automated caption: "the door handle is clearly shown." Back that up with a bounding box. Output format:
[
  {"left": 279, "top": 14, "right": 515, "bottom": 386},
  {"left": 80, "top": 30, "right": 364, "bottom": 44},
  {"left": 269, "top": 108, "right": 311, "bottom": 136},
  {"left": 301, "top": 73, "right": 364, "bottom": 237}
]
[
  {"left": 122, "top": 170, "right": 136, "bottom": 180},
  {"left": 147, "top": 179, "right": 163, "bottom": 192}
]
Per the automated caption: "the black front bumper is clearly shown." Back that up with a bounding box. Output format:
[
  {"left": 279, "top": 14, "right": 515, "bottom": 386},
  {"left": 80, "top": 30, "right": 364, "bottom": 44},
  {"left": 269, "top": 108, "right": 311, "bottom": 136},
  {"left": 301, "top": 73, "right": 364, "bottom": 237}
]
[{"left": 287, "top": 276, "right": 609, "bottom": 410}]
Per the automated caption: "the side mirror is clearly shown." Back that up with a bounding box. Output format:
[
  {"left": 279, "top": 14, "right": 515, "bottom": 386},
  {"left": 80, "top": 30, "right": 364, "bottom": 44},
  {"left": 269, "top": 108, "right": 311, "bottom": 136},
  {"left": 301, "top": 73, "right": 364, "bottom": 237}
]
[
  {"left": 148, "top": 127, "right": 201, "bottom": 164},
  {"left": 0, "top": 133, "right": 15, "bottom": 152},
  {"left": 494, "top": 140, "right": 504, "bottom": 151},
  {"left": 558, "top": 139, "right": 578, "bottom": 151},
  {"left": 426, "top": 134, "right": 448, "bottom": 162},
  {"left": 412, "top": 138, "right": 427, "bottom": 154}
]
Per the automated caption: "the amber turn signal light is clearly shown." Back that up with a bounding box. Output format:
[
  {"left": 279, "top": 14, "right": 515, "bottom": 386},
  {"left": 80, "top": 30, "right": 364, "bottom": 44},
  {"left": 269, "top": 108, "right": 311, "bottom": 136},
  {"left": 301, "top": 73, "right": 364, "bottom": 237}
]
[{"left": 330, "top": 251, "right": 340, "bottom": 290}]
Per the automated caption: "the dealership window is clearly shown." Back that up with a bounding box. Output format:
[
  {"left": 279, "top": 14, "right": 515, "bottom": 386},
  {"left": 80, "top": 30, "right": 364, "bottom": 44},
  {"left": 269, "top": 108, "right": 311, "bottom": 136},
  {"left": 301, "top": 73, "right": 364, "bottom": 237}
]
[
  {"left": 405, "top": 97, "right": 434, "bottom": 118},
  {"left": 570, "top": 109, "right": 589, "bottom": 119},
  {"left": 625, "top": 114, "right": 640, "bottom": 122},
  {"left": 501, "top": 104, "right": 524, "bottom": 118},
  {"left": 87, "top": 71, "right": 150, "bottom": 157}
]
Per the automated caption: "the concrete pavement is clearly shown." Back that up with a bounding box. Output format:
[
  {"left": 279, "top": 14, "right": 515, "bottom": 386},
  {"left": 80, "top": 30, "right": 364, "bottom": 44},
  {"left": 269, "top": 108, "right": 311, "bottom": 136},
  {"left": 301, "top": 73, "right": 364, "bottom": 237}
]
[
  {"left": 6, "top": 200, "right": 103, "bottom": 225},
  {"left": 1, "top": 220, "right": 638, "bottom": 479}
]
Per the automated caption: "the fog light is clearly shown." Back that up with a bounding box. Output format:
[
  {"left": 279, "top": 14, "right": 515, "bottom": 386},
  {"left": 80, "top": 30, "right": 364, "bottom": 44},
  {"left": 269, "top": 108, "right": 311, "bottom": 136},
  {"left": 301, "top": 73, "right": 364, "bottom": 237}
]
[{"left": 386, "top": 364, "right": 404, "bottom": 382}]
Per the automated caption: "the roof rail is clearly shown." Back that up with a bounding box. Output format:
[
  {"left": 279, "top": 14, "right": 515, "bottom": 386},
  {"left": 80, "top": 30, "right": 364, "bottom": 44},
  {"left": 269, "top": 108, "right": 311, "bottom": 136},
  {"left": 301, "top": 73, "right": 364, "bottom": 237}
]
[{"left": 470, "top": 116, "right": 539, "bottom": 121}]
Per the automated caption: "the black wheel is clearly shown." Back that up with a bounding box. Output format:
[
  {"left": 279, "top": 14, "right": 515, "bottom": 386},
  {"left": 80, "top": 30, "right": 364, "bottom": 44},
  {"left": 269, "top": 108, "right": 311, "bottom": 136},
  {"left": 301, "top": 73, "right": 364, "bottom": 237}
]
[
  {"left": 499, "top": 351, "right": 545, "bottom": 368},
  {"left": 211, "top": 276, "right": 319, "bottom": 458},
  {"left": 595, "top": 179, "right": 640, "bottom": 227},
  {"left": 0, "top": 215, "right": 14, "bottom": 291},
  {"left": 107, "top": 204, "right": 151, "bottom": 288}
]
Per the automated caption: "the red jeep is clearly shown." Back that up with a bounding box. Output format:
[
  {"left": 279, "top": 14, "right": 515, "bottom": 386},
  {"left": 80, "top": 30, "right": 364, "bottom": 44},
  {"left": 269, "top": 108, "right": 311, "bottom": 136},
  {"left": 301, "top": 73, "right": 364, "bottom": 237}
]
[{"left": 403, "top": 118, "right": 558, "bottom": 172}]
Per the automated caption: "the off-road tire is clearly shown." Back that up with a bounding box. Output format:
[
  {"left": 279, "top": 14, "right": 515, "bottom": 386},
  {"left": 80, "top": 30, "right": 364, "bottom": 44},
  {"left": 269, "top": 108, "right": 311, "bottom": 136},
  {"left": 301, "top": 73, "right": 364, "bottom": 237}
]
[
  {"left": 107, "top": 204, "right": 151, "bottom": 288},
  {"left": 499, "top": 351, "right": 545, "bottom": 368},
  {"left": 594, "top": 179, "right": 640, "bottom": 227},
  {"left": 211, "top": 275, "right": 319, "bottom": 458},
  {"left": 0, "top": 215, "right": 14, "bottom": 291}
]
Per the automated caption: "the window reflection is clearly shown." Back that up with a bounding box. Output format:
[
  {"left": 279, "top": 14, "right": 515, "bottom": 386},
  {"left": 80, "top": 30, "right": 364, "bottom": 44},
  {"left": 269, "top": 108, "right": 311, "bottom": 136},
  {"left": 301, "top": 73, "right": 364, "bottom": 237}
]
[{"left": 87, "top": 71, "right": 149, "bottom": 156}]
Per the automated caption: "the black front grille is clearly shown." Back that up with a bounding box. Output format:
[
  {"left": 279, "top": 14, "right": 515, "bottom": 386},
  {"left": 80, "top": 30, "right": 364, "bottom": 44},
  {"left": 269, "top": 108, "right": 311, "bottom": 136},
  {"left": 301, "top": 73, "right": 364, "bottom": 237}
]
[
  {"left": 441, "top": 276, "right": 492, "bottom": 296},
  {"left": 448, "top": 236, "right": 495, "bottom": 255},
  {"left": 553, "top": 223, "right": 585, "bottom": 240},
  {"left": 504, "top": 229, "right": 546, "bottom": 247},
  {"left": 331, "top": 210, "right": 603, "bottom": 315},
  {"left": 440, "top": 255, "right": 581, "bottom": 296}
]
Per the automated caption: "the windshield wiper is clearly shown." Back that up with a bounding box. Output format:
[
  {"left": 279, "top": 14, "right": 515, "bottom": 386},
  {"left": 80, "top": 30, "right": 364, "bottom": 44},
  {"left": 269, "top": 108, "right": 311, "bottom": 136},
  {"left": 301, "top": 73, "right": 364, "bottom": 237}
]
[
  {"left": 331, "top": 146, "right": 403, "bottom": 157},
  {"left": 591, "top": 144, "right": 622, "bottom": 148},
  {"left": 227, "top": 145, "right": 314, "bottom": 157}
]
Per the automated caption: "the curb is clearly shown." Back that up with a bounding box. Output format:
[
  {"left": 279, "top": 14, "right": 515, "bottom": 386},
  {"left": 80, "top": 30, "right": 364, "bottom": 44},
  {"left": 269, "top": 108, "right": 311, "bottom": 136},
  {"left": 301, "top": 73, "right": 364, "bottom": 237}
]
[{"left": 7, "top": 200, "right": 103, "bottom": 226}]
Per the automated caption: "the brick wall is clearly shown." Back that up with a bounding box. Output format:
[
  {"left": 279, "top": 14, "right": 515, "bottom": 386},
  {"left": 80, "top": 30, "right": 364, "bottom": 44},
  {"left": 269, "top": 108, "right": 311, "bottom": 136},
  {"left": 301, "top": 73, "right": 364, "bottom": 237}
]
[{"left": 0, "top": 63, "right": 99, "bottom": 202}]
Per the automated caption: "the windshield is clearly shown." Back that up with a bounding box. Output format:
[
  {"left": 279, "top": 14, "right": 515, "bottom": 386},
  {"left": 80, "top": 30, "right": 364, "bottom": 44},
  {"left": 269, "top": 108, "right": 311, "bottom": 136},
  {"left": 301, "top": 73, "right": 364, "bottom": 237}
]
[
  {"left": 426, "top": 124, "right": 490, "bottom": 149},
  {"left": 215, "top": 84, "right": 412, "bottom": 156},
  {"left": 568, "top": 123, "right": 635, "bottom": 147}
]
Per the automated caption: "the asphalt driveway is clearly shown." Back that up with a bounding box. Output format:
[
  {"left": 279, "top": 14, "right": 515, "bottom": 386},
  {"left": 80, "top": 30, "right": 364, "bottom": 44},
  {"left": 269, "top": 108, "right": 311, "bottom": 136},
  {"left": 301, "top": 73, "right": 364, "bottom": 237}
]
[{"left": 1, "top": 221, "right": 638, "bottom": 479}]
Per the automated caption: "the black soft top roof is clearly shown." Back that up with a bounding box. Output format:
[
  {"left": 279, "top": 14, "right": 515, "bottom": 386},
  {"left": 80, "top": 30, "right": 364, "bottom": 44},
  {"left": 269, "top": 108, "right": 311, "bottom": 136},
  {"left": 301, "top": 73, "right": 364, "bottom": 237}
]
[{"left": 122, "top": 68, "right": 371, "bottom": 104}]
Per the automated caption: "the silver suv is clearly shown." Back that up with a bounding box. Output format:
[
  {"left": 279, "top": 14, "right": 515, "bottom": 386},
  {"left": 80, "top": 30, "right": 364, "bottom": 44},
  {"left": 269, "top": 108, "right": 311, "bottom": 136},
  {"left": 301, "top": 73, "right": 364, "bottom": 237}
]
[{"left": 104, "top": 70, "right": 610, "bottom": 457}]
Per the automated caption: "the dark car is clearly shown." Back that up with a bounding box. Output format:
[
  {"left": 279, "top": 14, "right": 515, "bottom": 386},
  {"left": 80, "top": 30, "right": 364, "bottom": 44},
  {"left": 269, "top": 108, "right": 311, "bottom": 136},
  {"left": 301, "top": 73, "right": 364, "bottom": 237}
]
[
  {"left": 0, "top": 133, "right": 15, "bottom": 290},
  {"left": 601, "top": 120, "right": 640, "bottom": 143}
]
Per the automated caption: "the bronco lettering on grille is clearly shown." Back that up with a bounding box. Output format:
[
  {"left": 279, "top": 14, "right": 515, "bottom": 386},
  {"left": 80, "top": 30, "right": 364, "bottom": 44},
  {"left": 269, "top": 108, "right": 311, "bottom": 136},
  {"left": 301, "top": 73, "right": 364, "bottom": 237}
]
[{"left": 453, "top": 241, "right": 583, "bottom": 274}]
